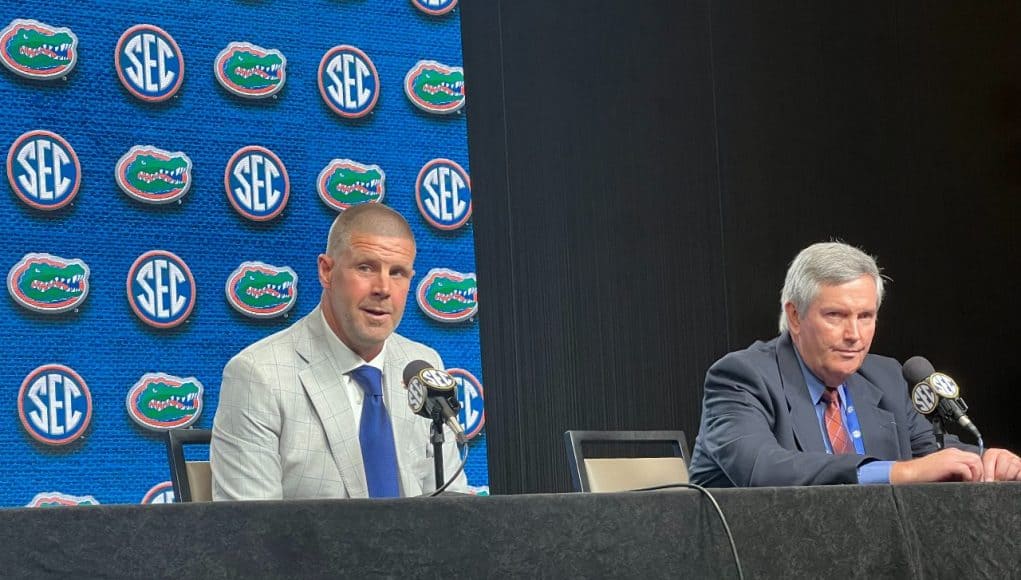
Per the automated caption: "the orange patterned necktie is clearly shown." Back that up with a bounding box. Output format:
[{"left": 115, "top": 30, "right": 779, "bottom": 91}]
[{"left": 822, "top": 387, "right": 854, "bottom": 454}]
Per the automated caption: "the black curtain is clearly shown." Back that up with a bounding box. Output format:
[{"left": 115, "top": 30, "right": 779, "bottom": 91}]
[{"left": 462, "top": 0, "right": 1020, "bottom": 494}]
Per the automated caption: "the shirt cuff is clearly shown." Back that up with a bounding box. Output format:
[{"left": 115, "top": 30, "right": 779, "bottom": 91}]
[{"left": 856, "top": 460, "right": 893, "bottom": 484}]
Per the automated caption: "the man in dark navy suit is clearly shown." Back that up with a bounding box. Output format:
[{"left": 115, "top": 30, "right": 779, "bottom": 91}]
[{"left": 689, "top": 242, "right": 1021, "bottom": 487}]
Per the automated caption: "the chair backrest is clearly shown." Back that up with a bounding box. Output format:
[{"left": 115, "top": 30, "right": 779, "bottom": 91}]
[
  {"left": 165, "top": 428, "right": 213, "bottom": 502},
  {"left": 564, "top": 430, "right": 690, "bottom": 493}
]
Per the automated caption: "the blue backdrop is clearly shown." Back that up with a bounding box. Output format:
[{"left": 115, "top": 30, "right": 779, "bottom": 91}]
[{"left": 0, "top": 0, "right": 485, "bottom": 507}]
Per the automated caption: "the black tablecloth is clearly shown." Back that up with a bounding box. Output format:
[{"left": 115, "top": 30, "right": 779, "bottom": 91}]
[{"left": 1, "top": 483, "right": 1018, "bottom": 579}]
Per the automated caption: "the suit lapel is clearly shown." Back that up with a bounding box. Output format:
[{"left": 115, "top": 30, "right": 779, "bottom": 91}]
[
  {"left": 845, "top": 373, "right": 900, "bottom": 458},
  {"left": 296, "top": 310, "right": 368, "bottom": 498},
  {"left": 384, "top": 339, "right": 426, "bottom": 496},
  {"left": 777, "top": 333, "right": 827, "bottom": 452}
]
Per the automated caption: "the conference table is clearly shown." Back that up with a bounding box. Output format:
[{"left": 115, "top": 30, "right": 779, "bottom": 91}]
[{"left": 1, "top": 483, "right": 1018, "bottom": 578}]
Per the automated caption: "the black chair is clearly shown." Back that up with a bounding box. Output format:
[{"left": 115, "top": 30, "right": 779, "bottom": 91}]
[
  {"left": 165, "top": 428, "right": 213, "bottom": 502},
  {"left": 564, "top": 430, "right": 690, "bottom": 492}
]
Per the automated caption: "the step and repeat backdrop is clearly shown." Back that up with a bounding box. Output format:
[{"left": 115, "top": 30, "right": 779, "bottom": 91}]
[{"left": 0, "top": 0, "right": 486, "bottom": 507}]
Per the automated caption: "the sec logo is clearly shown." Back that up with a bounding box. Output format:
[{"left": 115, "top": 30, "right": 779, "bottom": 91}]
[
  {"left": 115, "top": 24, "right": 184, "bottom": 102},
  {"left": 416, "top": 159, "right": 471, "bottom": 230},
  {"left": 929, "top": 373, "right": 960, "bottom": 398},
  {"left": 406, "top": 375, "right": 428, "bottom": 415},
  {"left": 141, "top": 481, "right": 176, "bottom": 504},
  {"left": 318, "top": 45, "right": 379, "bottom": 118},
  {"left": 18, "top": 364, "right": 92, "bottom": 446},
  {"left": 411, "top": 0, "right": 459, "bottom": 16},
  {"left": 126, "top": 250, "right": 196, "bottom": 329},
  {"left": 911, "top": 383, "right": 937, "bottom": 415},
  {"left": 6, "top": 130, "right": 81, "bottom": 211},
  {"left": 224, "top": 146, "right": 290, "bottom": 221},
  {"left": 448, "top": 368, "right": 485, "bottom": 439}
]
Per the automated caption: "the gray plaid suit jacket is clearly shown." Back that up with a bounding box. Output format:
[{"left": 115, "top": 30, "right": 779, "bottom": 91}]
[{"left": 210, "top": 306, "right": 468, "bottom": 500}]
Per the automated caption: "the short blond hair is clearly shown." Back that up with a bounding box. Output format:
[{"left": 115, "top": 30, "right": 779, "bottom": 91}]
[{"left": 325, "top": 204, "right": 415, "bottom": 257}]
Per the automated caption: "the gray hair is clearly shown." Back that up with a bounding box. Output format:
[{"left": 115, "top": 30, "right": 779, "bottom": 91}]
[
  {"left": 778, "top": 242, "right": 884, "bottom": 333},
  {"left": 325, "top": 203, "right": 415, "bottom": 258}
]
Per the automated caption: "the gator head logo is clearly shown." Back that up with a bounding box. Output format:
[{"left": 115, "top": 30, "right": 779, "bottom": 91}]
[
  {"left": 448, "top": 368, "right": 485, "bottom": 440},
  {"left": 317, "top": 159, "right": 385, "bottom": 211},
  {"left": 141, "top": 481, "right": 175, "bottom": 504},
  {"left": 0, "top": 19, "right": 78, "bottom": 79},
  {"left": 115, "top": 24, "right": 184, "bottom": 102},
  {"left": 7, "top": 253, "right": 90, "bottom": 314},
  {"left": 126, "top": 372, "right": 204, "bottom": 430},
  {"left": 405, "top": 60, "right": 465, "bottom": 114},
  {"left": 225, "top": 146, "right": 290, "bottom": 221},
  {"left": 411, "top": 0, "right": 459, "bottom": 16},
  {"left": 416, "top": 268, "right": 478, "bottom": 322},
  {"left": 116, "top": 146, "right": 192, "bottom": 204},
  {"left": 18, "top": 364, "right": 92, "bottom": 446},
  {"left": 126, "top": 250, "right": 196, "bottom": 329},
  {"left": 318, "top": 45, "right": 379, "bottom": 118},
  {"left": 225, "top": 261, "right": 297, "bottom": 318},
  {"left": 7, "top": 130, "right": 81, "bottom": 211},
  {"left": 214, "top": 41, "right": 286, "bottom": 99},
  {"left": 416, "top": 158, "right": 472, "bottom": 230},
  {"left": 27, "top": 492, "right": 99, "bottom": 508}
]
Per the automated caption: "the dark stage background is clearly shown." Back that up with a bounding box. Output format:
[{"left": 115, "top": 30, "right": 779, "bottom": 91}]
[{"left": 461, "top": 1, "right": 1020, "bottom": 494}]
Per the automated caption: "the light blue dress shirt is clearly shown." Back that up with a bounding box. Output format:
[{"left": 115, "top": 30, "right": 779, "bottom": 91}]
[{"left": 793, "top": 349, "right": 893, "bottom": 484}]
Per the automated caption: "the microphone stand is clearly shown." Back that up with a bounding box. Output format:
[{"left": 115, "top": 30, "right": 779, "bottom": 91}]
[
  {"left": 429, "top": 406, "right": 446, "bottom": 490},
  {"left": 932, "top": 418, "right": 945, "bottom": 450}
]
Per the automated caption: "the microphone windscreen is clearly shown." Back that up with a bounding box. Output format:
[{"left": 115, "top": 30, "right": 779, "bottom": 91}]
[
  {"left": 902, "top": 356, "right": 936, "bottom": 385},
  {"left": 403, "top": 359, "right": 432, "bottom": 386}
]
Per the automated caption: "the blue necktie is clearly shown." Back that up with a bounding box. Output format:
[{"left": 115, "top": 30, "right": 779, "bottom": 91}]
[{"left": 349, "top": 365, "right": 400, "bottom": 498}]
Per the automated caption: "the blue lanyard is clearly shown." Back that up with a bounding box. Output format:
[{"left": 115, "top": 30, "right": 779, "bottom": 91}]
[{"left": 839, "top": 386, "right": 866, "bottom": 455}]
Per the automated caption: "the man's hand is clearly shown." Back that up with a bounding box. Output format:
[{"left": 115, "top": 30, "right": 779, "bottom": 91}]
[
  {"left": 890, "top": 448, "right": 984, "bottom": 484},
  {"left": 981, "top": 448, "right": 1021, "bottom": 482}
]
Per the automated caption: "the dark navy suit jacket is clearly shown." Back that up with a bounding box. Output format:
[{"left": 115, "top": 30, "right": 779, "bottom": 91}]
[{"left": 689, "top": 333, "right": 948, "bottom": 487}]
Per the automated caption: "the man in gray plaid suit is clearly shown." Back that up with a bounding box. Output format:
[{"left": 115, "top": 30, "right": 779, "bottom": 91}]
[{"left": 211, "top": 204, "right": 468, "bottom": 500}]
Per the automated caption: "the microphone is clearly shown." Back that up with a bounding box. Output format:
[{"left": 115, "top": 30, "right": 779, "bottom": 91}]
[
  {"left": 902, "top": 356, "right": 982, "bottom": 442},
  {"left": 403, "top": 360, "right": 466, "bottom": 444}
]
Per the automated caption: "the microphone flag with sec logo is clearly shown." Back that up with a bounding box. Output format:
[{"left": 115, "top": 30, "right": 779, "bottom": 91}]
[
  {"left": 403, "top": 360, "right": 466, "bottom": 443},
  {"left": 902, "top": 355, "right": 981, "bottom": 441}
]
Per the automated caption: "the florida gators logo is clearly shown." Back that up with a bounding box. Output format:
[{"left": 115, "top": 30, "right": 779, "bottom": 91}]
[
  {"left": 411, "top": 0, "right": 459, "bottom": 16},
  {"left": 225, "top": 146, "right": 289, "bottom": 221},
  {"left": 115, "top": 24, "right": 184, "bottom": 102},
  {"left": 225, "top": 261, "right": 297, "bottom": 318},
  {"left": 116, "top": 145, "right": 192, "bottom": 204},
  {"left": 214, "top": 41, "right": 286, "bottom": 99},
  {"left": 448, "top": 368, "right": 485, "bottom": 439},
  {"left": 317, "top": 159, "right": 385, "bottom": 211},
  {"left": 18, "top": 364, "right": 92, "bottom": 446},
  {"left": 416, "top": 158, "right": 471, "bottom": 230},
  {"left": 27, "top": 492, "right": 99, "bottom": 507},
  {"left": 416, "top": 268, "right": 478, "bottom": 322},
  {"left": 7, "top": 253, "right": 90, "bottom": 314},
  {"left": 126, "top": 250, "right": 196, "bottom": 329},
  {"left": 405, "top": 60, "right": 464, "bottom": 114},
  {"left": 126, "top": 372, "right": 204, "bottom": 430},
  {"left": 0, "top": 19, "right": 78, "bottom": 79},
  {"left": 141, "top": 481, "right": 175, "bottom": 504},
  {"left": 318, "top": 45, "right": 379, "bottom": 118},
  {"left": 7, "top": 130, "right": 81, "bottom": 211}
]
